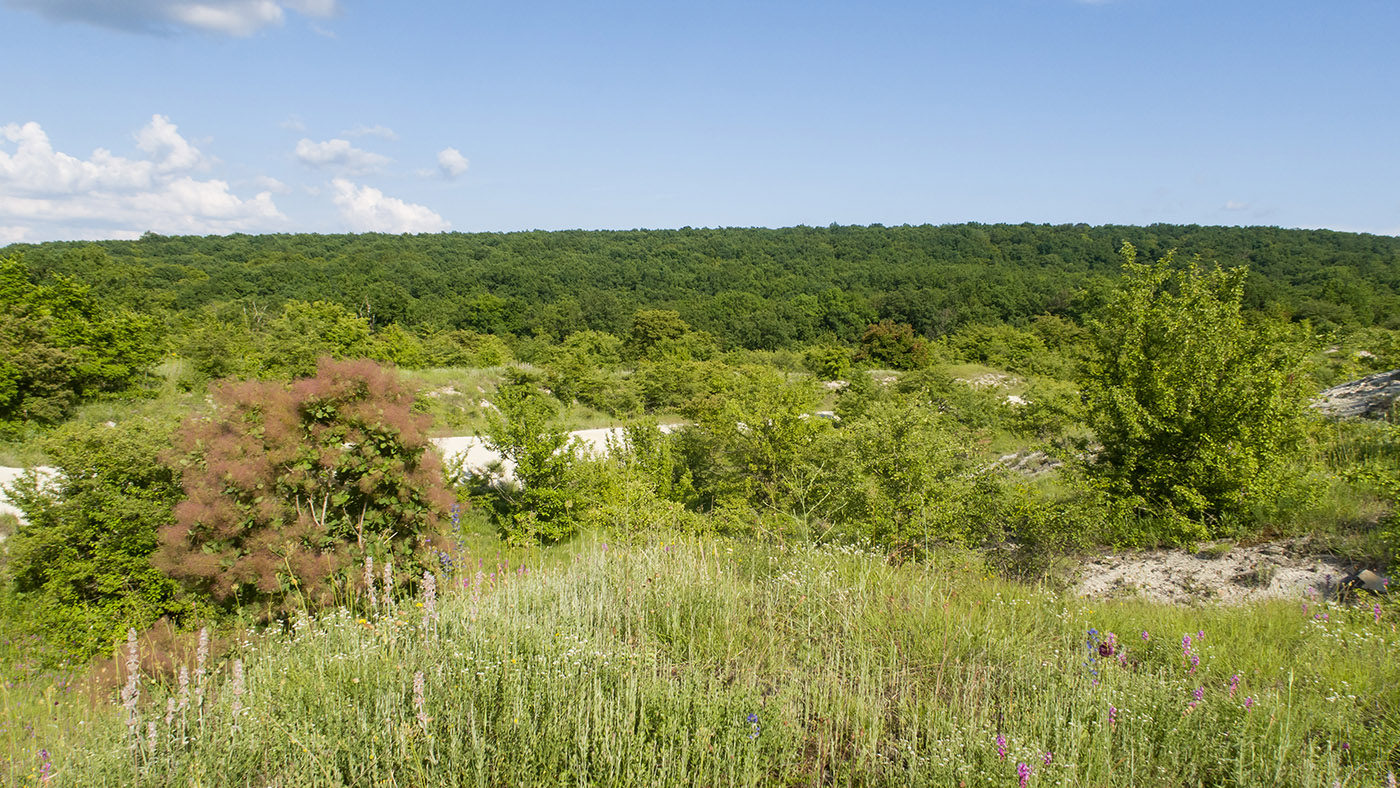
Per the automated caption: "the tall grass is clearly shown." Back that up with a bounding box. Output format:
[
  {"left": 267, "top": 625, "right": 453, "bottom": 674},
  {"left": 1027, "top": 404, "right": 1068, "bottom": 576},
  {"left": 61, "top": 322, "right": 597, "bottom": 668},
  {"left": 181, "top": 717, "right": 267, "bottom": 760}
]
[{"left": 4, "top": 536, "right": 1398, "bottom": 787}]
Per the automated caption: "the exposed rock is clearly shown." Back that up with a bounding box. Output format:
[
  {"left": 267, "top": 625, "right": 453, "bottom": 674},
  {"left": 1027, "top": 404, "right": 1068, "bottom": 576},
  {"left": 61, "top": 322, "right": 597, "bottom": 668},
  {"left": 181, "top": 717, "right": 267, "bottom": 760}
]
[
  {"left": 1311, "top": 368, "right": 1400, "bottom": 419},
  {"left": 995, "top": 450, "right": 1062, "bottom": 477},
  {"left": 1077, "top": 539, "right": 1349, "bottom": 605}
]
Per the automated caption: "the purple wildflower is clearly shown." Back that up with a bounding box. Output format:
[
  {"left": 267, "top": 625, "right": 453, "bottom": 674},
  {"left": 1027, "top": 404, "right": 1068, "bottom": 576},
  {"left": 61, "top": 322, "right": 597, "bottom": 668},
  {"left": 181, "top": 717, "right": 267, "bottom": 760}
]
[
  {"left": 1108, "top": 705, "right": 1118, "bottom": 726},
  {"left": 1376, "top": 604, "right": 1383, "bottom": 624},
  {"left": 1229, "top": 673, "right": 1240, "bottom": 697},
  {"left": 1244, "top": 696, "right": 1255, "bottom": 709},
  {"left": 996, "top": 733, "right": 1007, "bottom": 760},
  {"left": 1193, "top": 687, "right": 1204, "bottom": 702},
  {"left": 38, "top": 750, "right": 51, "bottom": 784},
  {"left": 1141, "top": 630, "right": 1149, "bottom": 642},
  {"left": 1042, "top": 751, "right": 1053, "bottom": 766},
  {"left": 1017, "top": 762, "right": 1032, "bottom": 788}
]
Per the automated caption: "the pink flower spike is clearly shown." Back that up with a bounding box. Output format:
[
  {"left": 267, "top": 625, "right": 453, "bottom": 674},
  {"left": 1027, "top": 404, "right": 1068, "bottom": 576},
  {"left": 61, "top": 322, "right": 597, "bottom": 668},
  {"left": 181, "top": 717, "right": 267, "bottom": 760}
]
[{"left": 1017, "top": 762, "right": 1033, "bottom": 788}]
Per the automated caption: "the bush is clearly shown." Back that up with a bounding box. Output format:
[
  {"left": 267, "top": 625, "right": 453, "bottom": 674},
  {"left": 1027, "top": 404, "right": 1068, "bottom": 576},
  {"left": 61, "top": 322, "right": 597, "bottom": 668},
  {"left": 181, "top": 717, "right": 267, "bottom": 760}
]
[
  {"left": 3, "top": 418, "right": 195, "bottom": 657},
  {"left": 471, "top": 382, "right": 582, "bottom": 545},
  {"left": 157, "top": 359, "right": 452, "bottom": 618},
  {"left": 854, "top": 320, "right": 929, "bottom": 370},
  {"left": 1081, "top": 244, "right": 1311, "bottom": 532}
]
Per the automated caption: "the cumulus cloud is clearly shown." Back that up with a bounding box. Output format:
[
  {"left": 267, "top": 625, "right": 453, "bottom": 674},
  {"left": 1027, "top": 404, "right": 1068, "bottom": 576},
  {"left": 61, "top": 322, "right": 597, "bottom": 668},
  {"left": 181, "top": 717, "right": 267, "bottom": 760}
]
[
  {"left": 295, "top": 138, "right": 390, "bottom": 173},
  {"left": 345, "top": 124, "right": 399, "bottom": 141},
  {"left": 330, "top": 179, "right": 449, "bottom": 234},
  {"left": 2, "top": 0, "right": 340, "bottom": 36},
  {"left": 0, "top": 117, "right": 283, "bottom": 240},
  {"left": 1224, "top": 201, "right": 1250, "bottom": 211},
  {"left": 437, "top": 147, "right": 470, "bottom": 178}
]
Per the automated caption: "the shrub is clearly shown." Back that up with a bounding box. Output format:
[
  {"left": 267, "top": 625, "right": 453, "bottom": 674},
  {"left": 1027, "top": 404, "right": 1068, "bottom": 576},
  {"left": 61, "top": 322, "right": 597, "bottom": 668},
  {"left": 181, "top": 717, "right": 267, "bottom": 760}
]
[
  {"left": 471, "top": 382, "right": 582, "bottom": 545},
  {"left": 3, "top": 418, "right": 194, "bottom": 657},
  {"left": 157, "top": 359, "right": 452, "bottom": 618},
  {"left": 854, "top": 319, "right": 929, "bottom": 370},
  {"left": 1081, "top": 244, "right": 1311, "bottom": 531}
]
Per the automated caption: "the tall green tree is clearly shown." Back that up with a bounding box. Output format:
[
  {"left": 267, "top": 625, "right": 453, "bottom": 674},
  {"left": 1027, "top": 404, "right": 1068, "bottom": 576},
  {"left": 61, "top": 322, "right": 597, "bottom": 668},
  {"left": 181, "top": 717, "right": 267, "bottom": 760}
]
[{"left": 1081, "top": 243, "right": 1310, "bottom": 533}]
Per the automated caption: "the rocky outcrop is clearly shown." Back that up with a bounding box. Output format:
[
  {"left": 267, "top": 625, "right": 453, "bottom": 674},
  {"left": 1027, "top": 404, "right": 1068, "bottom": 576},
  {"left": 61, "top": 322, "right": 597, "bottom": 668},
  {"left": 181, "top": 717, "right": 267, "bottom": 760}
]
[{"left": 1311, "top": 369, "right": 1400, "bottom": 420}]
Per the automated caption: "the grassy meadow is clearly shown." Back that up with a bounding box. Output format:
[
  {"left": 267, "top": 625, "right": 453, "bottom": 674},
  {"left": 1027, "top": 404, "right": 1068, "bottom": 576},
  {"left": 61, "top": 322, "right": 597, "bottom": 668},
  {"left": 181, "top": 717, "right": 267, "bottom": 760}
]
[{"left": 3, "top": 532, "right": 1396, "bottom": 787}]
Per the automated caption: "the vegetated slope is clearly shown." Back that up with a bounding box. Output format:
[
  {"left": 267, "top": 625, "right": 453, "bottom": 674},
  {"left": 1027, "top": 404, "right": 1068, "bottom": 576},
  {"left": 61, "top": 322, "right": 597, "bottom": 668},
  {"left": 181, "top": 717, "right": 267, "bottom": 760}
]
[
  {"left": 16, "top": 538, "right": 1397, "bottom": 787},
  {"left": 5, "top": 223, "right": 1398, "bottom": 348}
]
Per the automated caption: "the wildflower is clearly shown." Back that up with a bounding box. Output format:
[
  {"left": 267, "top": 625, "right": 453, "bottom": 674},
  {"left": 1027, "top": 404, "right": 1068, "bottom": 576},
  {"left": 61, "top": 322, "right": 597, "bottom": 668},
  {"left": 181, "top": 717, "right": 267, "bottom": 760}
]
[
  {"left": 996, "top": 733, "right": 1007, "bottom": 760},
  {"left": 422, "top": 570, "right": 439, "bottom": 637},
  {"left": 146, "top": 720, "right": 158, "bottom": 754},
  {"left": 1376, "top": 604, "right": 1383, "bottom": 624},
  {"left": 194, "top": 627, "right": 209, "bottom": 715},
  {"left": 121, "top": 629, "right": 140, "bottom": 745},
  {"left": 1017, "top": 762, "right": 1032, "bottom": 788},
  {"left": 364, "top": 554, "right": 378, "bottom": 613},
  {"left": 1141, "top": 631, "right": 1149, "bottom": 642},
  {"left": 1181, "top": 634, "right": 1191, "bottom": 653},
  {"left": 230, "top": 659, "right": 245, "bottom": 720},
  {"left": 1042, "top": 751, "right": 1053, "bottom": 766},
  {"left": 1196, "top": 630, "right": 1204, "bottom": 641},
  {"left": 1108, "top": 705, "right": 1118, "bottom": 726},
  {"left": 1229, "top": 673, "right": 1240, "bottom": 697},
  {"left": 165, "top": 697, "right": 176, "bottom": 727},
  {"left": 383, "top": 557, "right": 395, "bottom": 610},
  {"left": 1193, "top": 687, "right": 1204, "bottom": 702},
  {"left": 413, "top": 671, "right": 427, "bottom": 733},
  {"left": 1244, "top": 696, "right": 1255, "bottom": 710},
  {"left": 38, "top": 750, "right": 50, "bottom": 784}
]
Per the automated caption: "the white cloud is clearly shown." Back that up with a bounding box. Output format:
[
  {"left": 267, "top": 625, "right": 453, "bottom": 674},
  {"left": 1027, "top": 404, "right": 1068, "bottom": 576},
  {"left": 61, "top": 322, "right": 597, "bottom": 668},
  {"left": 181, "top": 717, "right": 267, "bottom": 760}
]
[
  {"left": 331, "top": 179, "right": 449, "bottom": 234},
  {"left": 437, "top": 147, "right": 470, "bottom": 178},
  {"left": 252, "top": 175, "right": 292, "bottom": 193},
  {"left": 1224, "top": 201, "right": 1250, "bottom": 211},
  {"left": 135, "top": 114, "right": 207, "bottom": 171},
  {"left": 345, "top": 124, "right": 399, "bottom": 141},
  {"left": 0, "top": 226, "right": 29, "bottom": 245},
  {"left": 0, "top": 118, "right": 284, "bottom": 239},
  {"left": 2, "top": 0, "right": 340, "bottom": 36},
  {"left": 295, "top": 138, "right": 390, "bottom": 173}
]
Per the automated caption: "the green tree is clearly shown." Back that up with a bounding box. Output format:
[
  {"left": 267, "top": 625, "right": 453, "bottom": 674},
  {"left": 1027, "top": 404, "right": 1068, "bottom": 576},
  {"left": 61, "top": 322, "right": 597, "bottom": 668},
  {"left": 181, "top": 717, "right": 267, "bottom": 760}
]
[
  {"left": 4, "top": 418, "right": 194, "bottom": 657},
  {"left": 474, "top": 382, "right": 581, "bottom": 545},
  {"left": 1082, "top": 243, "right": 1310, "bottom": 534},
  {"left": 855, "top": 320, "right": 930, "bottom": 370}
]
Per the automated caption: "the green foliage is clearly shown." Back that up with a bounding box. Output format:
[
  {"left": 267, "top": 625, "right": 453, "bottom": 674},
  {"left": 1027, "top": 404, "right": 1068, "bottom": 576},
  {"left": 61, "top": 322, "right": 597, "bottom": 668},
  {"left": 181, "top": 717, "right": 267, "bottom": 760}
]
[
  {"left": 158, "top": 359, "right": 452, "bottom": 617},
  {"left": 802, "top": 344, "right": 851, "bottom": 380},
  {"left": 474, "top": 382, "right": 582, "bottom": 545},
  {"left": 3, "top": 418, "right": 193, "bottom": 657},
  {"left": 1082, "top": 244, "right": 1312, "bottom": 533},
  {"left": 422, "top": 329, "right": 513, "bottom": 368},
  {"left": 679, "top": 367, "right": 830, "bottom": 511},
  {"left": 814, "top": 398, "right": 1005, "bottom": 549},
  {"left": 854, "top": 319, "right": 930, "bottom": 370},
  {"left": 0, "top": 256, "right": 160, "bottom": 430}
]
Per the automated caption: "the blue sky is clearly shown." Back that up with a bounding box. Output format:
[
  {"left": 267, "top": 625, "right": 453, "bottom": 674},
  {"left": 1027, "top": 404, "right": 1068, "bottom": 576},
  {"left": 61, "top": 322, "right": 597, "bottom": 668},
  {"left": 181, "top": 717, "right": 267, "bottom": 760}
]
[{"left": 1, "top": 0, "right": 1396, "bottom": 242}]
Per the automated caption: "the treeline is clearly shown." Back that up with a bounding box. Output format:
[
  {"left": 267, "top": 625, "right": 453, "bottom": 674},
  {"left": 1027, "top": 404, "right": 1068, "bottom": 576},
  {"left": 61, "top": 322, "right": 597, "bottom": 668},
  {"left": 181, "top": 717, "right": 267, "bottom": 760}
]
[{"left": 5, "top": 223, "right": 1399, "bottom": 349}]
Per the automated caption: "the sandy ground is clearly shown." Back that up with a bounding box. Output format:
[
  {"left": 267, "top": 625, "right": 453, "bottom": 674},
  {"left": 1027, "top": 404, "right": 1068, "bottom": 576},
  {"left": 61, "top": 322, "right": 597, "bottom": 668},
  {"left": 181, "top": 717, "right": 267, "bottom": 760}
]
[
  {"left": 1075, "top": 539, "right": 1358, "bottom": 605},
  {"left": 431, "top": 426, "right": 636, "bottom": 481}
]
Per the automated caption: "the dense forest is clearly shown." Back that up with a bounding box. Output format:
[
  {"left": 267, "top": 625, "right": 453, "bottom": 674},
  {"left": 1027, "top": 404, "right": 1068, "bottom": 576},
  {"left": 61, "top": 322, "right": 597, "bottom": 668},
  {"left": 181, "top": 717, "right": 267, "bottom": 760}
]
[{"left": 6, "top": 223, "right": 1399, "bottom": 346}]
